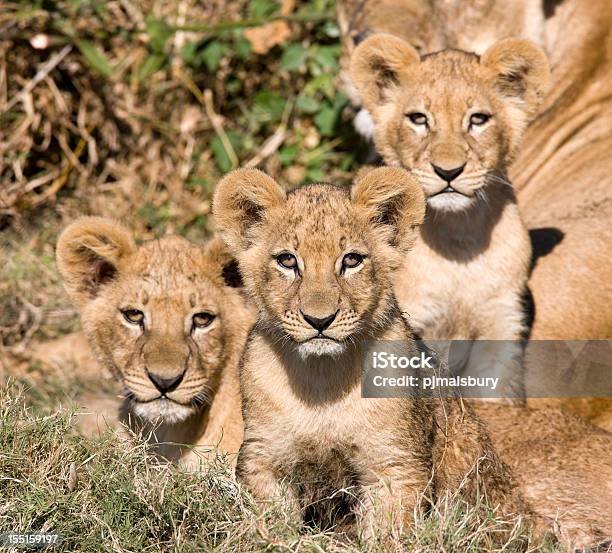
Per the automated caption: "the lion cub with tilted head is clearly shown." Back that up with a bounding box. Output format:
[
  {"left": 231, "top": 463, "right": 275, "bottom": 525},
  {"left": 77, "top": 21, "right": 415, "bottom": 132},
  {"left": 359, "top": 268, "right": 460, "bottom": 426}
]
[
  {"left": 350, "top": 35, "right": 551, "bottom": 399},
  {"left": 57, "top": 218, "right": 254, "bottom": 469},
  {"left": 213, "top": 167, "right": 530, "bottom": 543}
]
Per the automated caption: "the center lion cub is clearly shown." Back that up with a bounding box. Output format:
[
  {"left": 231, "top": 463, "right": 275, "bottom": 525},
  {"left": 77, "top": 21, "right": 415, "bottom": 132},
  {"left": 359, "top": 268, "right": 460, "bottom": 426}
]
[
  {"left": 213, "top": 167, "right": 528, "bottom": 541},
  {"left": 350, "top": 36, "right": 551, "bottom": 398}
]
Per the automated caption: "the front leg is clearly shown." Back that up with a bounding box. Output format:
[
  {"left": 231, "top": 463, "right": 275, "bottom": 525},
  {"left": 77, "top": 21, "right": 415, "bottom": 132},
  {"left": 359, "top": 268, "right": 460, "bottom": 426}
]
[
  {"left": 236, "top": 437, "right": 301, "bottom": 522},
  {"left": 355, "top": 461, "right": 428, "bottom": 547},
  {"left": 464, "top": 292, "right": 527, "bottom": 403},
  {"left": 430, "top": 399, "right": 529, "bottom": 521}
]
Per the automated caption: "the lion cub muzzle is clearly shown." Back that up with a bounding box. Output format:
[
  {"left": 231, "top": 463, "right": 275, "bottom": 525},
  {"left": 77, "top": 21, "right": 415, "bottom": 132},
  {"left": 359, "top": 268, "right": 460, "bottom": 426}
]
[
  {"left": 431, "top": 163, "right": 465, "bottom": 183},
  {"left": 430, "top": 141, "right": 467, "bottom": 183},
  {"left": 301, "top": 310, "right": 337, "bottom": 333},
  {"left": 142, "top": 335, "right": 189, "bottom": 396},
  {"left": 145, "top": 369, "right": 185, "bottom": 395}
]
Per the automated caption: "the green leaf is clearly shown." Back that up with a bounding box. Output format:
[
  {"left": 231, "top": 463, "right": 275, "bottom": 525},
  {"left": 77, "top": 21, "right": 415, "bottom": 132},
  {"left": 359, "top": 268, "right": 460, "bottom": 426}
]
[
  {"left": 249, "top": 0, "right": 278, "bottom": 18},
  {"left": 146, "top": 16, "right": 173, "bottom": 53},
  {"left": 252, "top": 91, "right": 286, "bottom": 124},
  {"left": 314, "top": 105, "right": 338, "bottom": 136},
  {"left": 211, "top": 131, "right": 242, "bottom": 173},
  {"left": 295, "top": 95, "right": 320, "bottom": 114},
  {"left": 314, "top": 45, "right": 340, "bottom": 70},
  {"left": 226, "top": 79, "right": 242, "bottom": 94},
  {"left": 138, "top": 203, "right": 171, "bottom": 232},
  {"left": 304, "top": 74, "right": 335, "bottom": 99},
  {"left": 201, "top": 41, "right": 228, "bottom": 73},
  {"left": 242, "top": 135, "right": 256, "bottom": 151},
  {"left": 296, "top": 0, "right": 329, "bottom": 15},
  {"left": 306, "top": 167, "right": 325, "bottom": 182},
  {"left": 138, "top": 53, "right": 166, "bottom": 80},
  {"left": 333, "top": 92, "right": 348, "bottom": 110},
  {"left": 211, "top": 136, "right": 231, "bottom": 173},
  {"left": 340, "top": 153, "right": 355, "bottom": 171},
  {"left": 180, "top": 41, "right": 199, "bottom": 65},
  {"left": 74, "top": 39, "right": 113, "bottom": 77},
  {"left": 234, "top": 37, "right": 252, "bottom": 60},
  {"left": 279, "top": 144, "right": 299, "bottom": 166},
  {"left": 280, "top": 44, "right": 308, "bottom": 72}
]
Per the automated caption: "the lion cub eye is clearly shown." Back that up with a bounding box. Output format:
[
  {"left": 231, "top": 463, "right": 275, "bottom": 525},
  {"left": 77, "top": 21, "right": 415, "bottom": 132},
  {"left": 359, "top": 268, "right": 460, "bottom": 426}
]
[
  {"left": 122, "top": 309, "right": 144, "bottom": 325},
  {"left": 469, "top": 113, "right": 491, "bottom": 127},
  {"left": 193, "top": 312, "right": 215, "bottom": 328},
  {"left": 276, "top": 253, "right": 298, "bottom": 270},
  {"left": 342, "top": 253, "right": 364, "bottom": 270},
  {"left": 407, "top": 112, "right": 428, "bottom": 126}
]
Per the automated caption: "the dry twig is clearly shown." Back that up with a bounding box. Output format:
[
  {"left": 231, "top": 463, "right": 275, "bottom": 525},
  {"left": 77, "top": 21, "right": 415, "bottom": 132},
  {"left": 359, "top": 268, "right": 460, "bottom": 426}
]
[
  {"left": 203, "top": 88, "right": 238, "bottom": 169},
  {"left": 1, "top": 45, "right": 72, "bottom": 114}
]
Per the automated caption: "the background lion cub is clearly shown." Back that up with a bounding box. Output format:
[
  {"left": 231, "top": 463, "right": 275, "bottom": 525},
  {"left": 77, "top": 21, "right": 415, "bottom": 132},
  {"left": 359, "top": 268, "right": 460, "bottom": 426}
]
[
  {"left": 350, "top": 35, "right": 551, "bottom": 399},
  {"left": 57, "top": 218, "right": 253, "bottom": 468},
  {"left": 213, "top": 167, "right": 529, "bottom": 542}
]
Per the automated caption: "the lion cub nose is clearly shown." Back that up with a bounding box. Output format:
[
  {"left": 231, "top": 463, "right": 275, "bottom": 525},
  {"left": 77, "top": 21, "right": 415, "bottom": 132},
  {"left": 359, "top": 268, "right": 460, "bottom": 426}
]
[
  {"left": 302, "top": 311, "right": 337, "bottom": 332},
  {"left": 146, "top": 369, "right": 185, "bottom": 394},
  {"left": 431, "top": 163, "right": 465, "bottom": 183}
]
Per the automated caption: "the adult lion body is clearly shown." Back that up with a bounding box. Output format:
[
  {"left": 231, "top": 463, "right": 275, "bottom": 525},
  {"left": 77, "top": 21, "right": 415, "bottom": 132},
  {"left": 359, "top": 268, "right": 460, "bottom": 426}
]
[
  {"left": 513, "top": 0, "right": 612, "bottom": 428},
  {"left": 474, "top": 403, "right": 612, "bottom": 548},
  {"left": 513, "top": 0, "right": 612, "bottom": 341},
  {"left": 57, "top": 218, "right": 254, "bottom": 468}
]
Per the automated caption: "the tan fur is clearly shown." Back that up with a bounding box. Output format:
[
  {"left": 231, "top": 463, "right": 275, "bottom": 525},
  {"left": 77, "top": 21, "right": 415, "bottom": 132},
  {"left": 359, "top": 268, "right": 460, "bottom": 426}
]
[
  {"left": 213, "top": 167, "right": 533, "bottom": 544},
  {"left": 475, "top": 404, "right": 612, "bottom": 549},
  {"left": 515, "top": 0, "right": 612, "bottom": 296},
  {"left": 508, "top": 0, "right": 612, "bottom": 426},
  {"left": 350, "top": 36, "right": 549, "bottom": 398},
  {"left": 30, "top": 332, "right": 123, "bottom": 436},
  {"left": 56, "top": 217, "right": 254, "bottom": 469}
]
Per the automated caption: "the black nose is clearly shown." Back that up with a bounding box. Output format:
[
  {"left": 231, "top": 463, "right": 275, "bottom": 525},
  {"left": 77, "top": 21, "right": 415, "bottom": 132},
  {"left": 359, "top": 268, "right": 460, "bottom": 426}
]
[
  {"left": 146, "top": 370, "right": 185, "bottom": 394},
  {"left": 432, "top": 163, "right": 465, "bottom": 183},
  {"left": 302, "top": 311, "right": 337, "bottom": 332}
]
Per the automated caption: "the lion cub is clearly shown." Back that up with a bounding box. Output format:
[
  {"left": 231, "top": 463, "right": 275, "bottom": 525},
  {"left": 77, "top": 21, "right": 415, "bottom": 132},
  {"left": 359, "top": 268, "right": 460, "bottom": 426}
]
[
  {"left": 350, "top": 35, "right": 551, "bottom": 399},
  {"left": 57, "top": 218, "right": 254, "bottom": 469},
  {"left": 212, "top": 167, "right": 529, "bottom": 541}
]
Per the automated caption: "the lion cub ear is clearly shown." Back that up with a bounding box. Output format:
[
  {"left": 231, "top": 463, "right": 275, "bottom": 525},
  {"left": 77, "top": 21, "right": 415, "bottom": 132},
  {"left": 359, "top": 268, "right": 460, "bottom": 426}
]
[
  {"left": 481, "top": 38, "right": 550, "bottom": 118},
  {"left": 56, "top": 217, "right": 136, "bottom": 308},
  {"left": 351, "top": 167, "right": 425, "bottom": 252},
  {"left": 350, "top": 33, "right": 420, "bottom": 110},
  {"left": 202, "top": 237, "right": 244, "bottom": 289},
  {"left": 212, "top": 168, "right": 286, "bottom": 253}
]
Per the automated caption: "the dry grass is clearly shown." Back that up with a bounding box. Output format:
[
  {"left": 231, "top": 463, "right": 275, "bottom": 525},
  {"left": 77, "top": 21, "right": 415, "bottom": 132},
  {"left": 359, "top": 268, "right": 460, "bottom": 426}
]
[
  {"left": 0, "top": 382, "right": 560, "bottom": 552},
  {"left": 0, "top": 1, "right": 357, "bottom": 234},
  {"left": 2, "top": 0, "right": 245, "bottom": 234}
]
